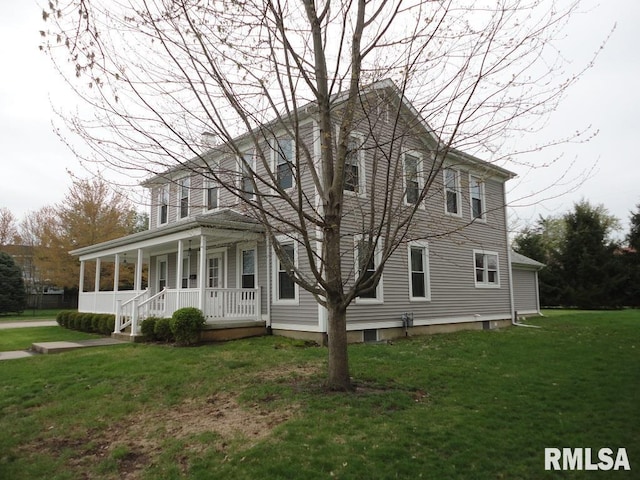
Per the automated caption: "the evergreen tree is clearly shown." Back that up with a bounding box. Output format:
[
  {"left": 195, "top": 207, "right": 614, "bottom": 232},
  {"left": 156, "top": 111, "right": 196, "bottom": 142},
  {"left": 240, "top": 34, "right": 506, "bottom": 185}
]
[
  {"left": 559, "top": 201, "right": 622, "bottom": 308},
  {"left": 621, "top": 204, "right": 640, "bottom": 306},
  {"left": 0, "top": 251, "right": 27, "bottom": 314}
]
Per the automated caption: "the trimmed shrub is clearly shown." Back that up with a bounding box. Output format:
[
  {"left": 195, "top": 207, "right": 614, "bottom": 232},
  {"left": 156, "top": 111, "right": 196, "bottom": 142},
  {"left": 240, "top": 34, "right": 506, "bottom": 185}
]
[
  {"left": 56, "top": 310, "right": 73, "bottom": 328},
  {"left": 141, "top": 317, "right": 161, "bottom": 341},
  {"left": 170, "top": 308, "right": 205, "bottom": 346},
  {"left": 100, "top": 315, "right": 115, "bottom": 335},
  {"left": 154, "top": 317, "right": 174, "bottom": 342},
  {"left": 91, "top": 314, "right": 103, "bottom": 333},
  {"left": 80, "top": 313, "right": 93, "bottom": 333}
]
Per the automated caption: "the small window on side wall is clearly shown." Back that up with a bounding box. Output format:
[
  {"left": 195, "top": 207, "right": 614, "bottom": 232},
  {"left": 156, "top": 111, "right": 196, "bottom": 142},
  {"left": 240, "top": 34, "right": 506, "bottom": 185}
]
[
  {"left": 474, "top": 250, "right": 499, "bottom": 288},
  {"left": 444, "top": 168, "right": 460, "bottom": 215},
  {"left": 470, "top": 175, "right": 485, "bottom": 220}
]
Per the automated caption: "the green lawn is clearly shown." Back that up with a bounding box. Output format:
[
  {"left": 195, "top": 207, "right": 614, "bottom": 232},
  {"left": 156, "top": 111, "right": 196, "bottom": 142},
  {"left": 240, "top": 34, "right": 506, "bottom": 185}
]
[
  {"left": 0, "top": 327, "right": 103, "bottom": 351},
  {"left": 0, "top": 310, "right": 638, "bottom": 479}
]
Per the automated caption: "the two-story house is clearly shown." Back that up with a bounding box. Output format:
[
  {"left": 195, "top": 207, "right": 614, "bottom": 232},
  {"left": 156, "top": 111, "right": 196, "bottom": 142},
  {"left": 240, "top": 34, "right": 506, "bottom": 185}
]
[{"left": 70, "top": 80, "right": 542, "bottom": 343}]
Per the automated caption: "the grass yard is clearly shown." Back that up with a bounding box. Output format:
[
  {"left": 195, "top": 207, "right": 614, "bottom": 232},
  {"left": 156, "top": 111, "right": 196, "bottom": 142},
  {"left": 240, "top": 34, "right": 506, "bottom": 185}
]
[
  {"left": 0, "top": 310, "right": 638, "bottom": 479},
  {"left": 0, "top": 309, "right": 68, "bottom": 322},
  {"left": 0, "top": 327, "right": 103, "bottom": 351}
]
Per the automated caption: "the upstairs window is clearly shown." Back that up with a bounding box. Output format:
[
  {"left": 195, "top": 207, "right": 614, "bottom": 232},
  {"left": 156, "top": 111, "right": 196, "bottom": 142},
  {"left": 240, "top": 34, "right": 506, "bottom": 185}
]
[
  {"left": 158, "top": 185, "right": 169, "bottom": 225},
  {"left": 444, "top": 168, "right": 461, "bottom": 215},
  {"left": 344, "top": 135, "right": 364, "bottom": 194},
  {"left": 474, "top": 250, "right": 499, "bottom": 287},
  {"left": 470, "top": 176, "right": 485, "bottom": 220},
  {"left": 275, "top": 138, "right": 294, "bottom": 190},
  {"left": 207, "top": 183, "right": 219, "bottom": 210},
  {"left": 404, "top": 152, "right": 422, "bottom": 206},
  {"left": 240, "top": 153, "right": 255, "bottom": 200},
  {"left": 178, "top": 177, "right": 190, "bottom": 219}
]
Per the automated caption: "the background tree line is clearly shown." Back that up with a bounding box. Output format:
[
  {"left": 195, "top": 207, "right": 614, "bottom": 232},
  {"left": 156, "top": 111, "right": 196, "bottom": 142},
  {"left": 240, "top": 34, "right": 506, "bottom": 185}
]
[
  {"left": 0, "top": 175, "right": 147, "bottom": 311},
  {"left": 513, "top": 200, "right": 640, "bottom": 309}
]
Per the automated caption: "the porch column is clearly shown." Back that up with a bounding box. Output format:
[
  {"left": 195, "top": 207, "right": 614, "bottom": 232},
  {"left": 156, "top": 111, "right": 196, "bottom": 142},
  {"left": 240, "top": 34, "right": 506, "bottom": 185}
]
[
  {"left": 199, "top": 235, "right": 207, "bottom": 312},
  {"left": 113, "top": 253, "right": 120, "bottom": 314},
  {"left": 114, "top": 253, "right": 120, "bottom": 292},
  {"left": 176, "top": 239, "right": 184, "bottom": 290},
  {"left": 94, "top": 258, "right": 101, "bottom": 312},
  {"left": 94, "top": 258, "right": 101, "bottom": 292},
  {"left": 79, "top": 260, "right": 85, "bottom": 293},
  {"left": 135, "top": 248, "right": 143, "bottom": 292}
]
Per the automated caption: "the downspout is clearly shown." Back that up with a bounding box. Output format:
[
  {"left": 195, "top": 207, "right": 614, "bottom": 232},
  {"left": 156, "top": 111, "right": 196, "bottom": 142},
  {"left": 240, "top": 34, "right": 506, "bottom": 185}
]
[{"left": 266, "top": 235, "right": 272, "bottom": 333}]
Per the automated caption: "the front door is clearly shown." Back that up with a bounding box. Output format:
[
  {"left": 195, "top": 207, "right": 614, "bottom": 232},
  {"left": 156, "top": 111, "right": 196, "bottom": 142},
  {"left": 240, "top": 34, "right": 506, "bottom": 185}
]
[{"left": 207, "top": 253, "right": 224, "bottom": 318}]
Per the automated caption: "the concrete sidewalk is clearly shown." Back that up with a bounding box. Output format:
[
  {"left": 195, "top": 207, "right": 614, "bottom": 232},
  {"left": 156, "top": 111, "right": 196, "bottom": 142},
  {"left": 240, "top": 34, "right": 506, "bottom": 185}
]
[
  {"left": 0, "top": 320, "right": 58, "bottom": 329},
  {"left": 0, "top": 337, "right": 126, "bottom": 361}
]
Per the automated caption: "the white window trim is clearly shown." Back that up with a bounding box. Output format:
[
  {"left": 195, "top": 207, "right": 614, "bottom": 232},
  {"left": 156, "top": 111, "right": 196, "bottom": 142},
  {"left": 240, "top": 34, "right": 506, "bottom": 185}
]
[
  {"left": 157, "top": 184, "right": 169, "bottom": 225},
  {"left": 205, "top": 180, "right": 220, "bottom": 212},
  {"left": 354, "top": 235, "right": 384, "bottom": 305},
  {"left": 238, "top": 152, "right": 256, "bottom": 201},
  {"left": 272, "top": 137, "right": 295, "bottom": 191},
  {"left": 237, "top": 242, "right": 258, "bottom": 290},
  {"left": 272, "top": 235, "right": 299, "bottom": 306},
  {"left": 469, "top": 174, "right": 486, "bottom": 222},
  {"left": 177, "top": 176, "right": 190, "bottom": 219},
  {"left": 473, "top": 249, "right": 500, "bottom": 288},
  {"left": 338, "top": 128, "right": 366, "bottom": 196},
  {"left": 403, "top": 151, "right": 424, "bottom": 208},
  {"left": 408, "top": 241, "right": 431, "bottom": 302},
  {"left": 443, "top": 167, "right": 462, "bottom": 217}
]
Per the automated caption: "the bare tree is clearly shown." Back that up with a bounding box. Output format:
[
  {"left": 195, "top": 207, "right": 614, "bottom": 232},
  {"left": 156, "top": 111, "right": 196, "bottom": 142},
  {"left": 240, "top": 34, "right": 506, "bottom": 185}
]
[
  {"left": 42, "top": 0, "right": 603, "bottom": 390},
  {"left": 0, "top": 207, "right": 19, "bottom": 246}
]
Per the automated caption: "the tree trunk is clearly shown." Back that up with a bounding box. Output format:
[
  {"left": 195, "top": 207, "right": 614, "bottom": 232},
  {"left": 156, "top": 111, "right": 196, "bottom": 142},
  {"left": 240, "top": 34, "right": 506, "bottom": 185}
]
[{"left": 326, "top": 297, "right": 352, "bottom": 391}]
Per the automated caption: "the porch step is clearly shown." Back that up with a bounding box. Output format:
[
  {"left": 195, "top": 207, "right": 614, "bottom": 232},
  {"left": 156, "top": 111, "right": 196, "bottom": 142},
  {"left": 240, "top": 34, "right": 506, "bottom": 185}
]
[{"left": 31, "top": 338, "right": 125, "bottom": 354}]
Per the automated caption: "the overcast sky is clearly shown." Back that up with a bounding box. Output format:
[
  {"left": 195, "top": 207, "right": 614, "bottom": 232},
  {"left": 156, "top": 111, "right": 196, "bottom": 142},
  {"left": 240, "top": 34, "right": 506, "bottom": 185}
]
[{"left": 1, "top": 1, "right": 638, "bottom": 239}]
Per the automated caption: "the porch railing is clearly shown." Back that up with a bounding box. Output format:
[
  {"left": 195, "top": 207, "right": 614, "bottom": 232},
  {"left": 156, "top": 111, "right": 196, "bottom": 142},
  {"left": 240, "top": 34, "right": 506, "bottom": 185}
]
[
  {"left": 114, "top": 287, "right": 261, "bottom": 336},
  {"left": 203, "top": 287, "right": 261, "bottom": 321},
  {"left": 115, "top": 289, "right": 150, "bottom": 334}
]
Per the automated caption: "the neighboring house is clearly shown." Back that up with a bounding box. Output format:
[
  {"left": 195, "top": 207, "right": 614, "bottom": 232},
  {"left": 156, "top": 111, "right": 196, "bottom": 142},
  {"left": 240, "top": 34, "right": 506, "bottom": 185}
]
[
  {"left": 1, "top": 244, "right": 68, "bottom": 309},
  {"left": 510, "top": 250, "right": 545, "bottom": 317},
  {"left": 71, "top": 80, "right": 540, "bottom": 343}
]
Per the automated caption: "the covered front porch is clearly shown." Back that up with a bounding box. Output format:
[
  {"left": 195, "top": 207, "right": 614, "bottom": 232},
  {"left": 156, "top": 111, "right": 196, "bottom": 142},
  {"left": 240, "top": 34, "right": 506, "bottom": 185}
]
[{"left": 71, "top": 211, "right": 268, "bottom": 338}]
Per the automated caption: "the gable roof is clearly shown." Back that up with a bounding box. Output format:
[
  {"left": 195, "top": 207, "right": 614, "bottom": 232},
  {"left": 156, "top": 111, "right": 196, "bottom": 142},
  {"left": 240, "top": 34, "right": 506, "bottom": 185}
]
[
  {"left": 510, "top": 250, "right": 545, "bottom": 269},
  {"left": 142, "top": 79, "right": 516, "bottom": 187}
]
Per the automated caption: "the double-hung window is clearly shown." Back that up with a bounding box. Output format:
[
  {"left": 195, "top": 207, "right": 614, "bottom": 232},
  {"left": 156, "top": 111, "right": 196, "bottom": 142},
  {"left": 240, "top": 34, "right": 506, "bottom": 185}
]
[
  {"left": 158, "top": 185, "right": 169, "bottom": 225},
  {"left": 275, "top": 138, "right": 294, "bottom": 190},
  {"left": 240, "top": 153, "right": 255, "bottom": 200},
  {"left": 404, "top": 152, "right": 422, "bottom": 206},
  {"left": 273, "top": 238, "right": 298, "bottom": 303},
  {"left": 344, "top": 134, "right": 364, "bottom": 194},
  {"left": 474, "top": 250, "right": 499, "bottom": 287},
  {"left": 444, "top": 168, "right": 461, "bottom": 215},
  {"left": 178, "top": 177, "right": 190, "bottom": 219},
  {"left": 240, "top": 247, "right": 256, "bottom": 289},
  {"left": 207, "top": 182, "right": 219, "bottom": 210},
  {"left": 355, "top": 236, "right": 383, "bottom": 303},
  {"left": 470, "top": 175, "right": 485, "bottom": 220},
  {"left": 408, "top": 242, "right": 430, "bottom": 301}
]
